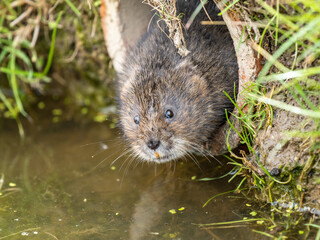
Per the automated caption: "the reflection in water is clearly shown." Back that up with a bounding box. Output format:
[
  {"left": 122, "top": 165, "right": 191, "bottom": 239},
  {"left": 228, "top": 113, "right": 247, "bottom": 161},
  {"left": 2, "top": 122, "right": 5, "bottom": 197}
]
[
  {"left": 129, "top": 171, "right": 175, "bottom": 240},
  {"left": 0, "top": 122, "right": 266, "bottom": 240},
  {"left": 129, "top": 169, "right": 266, "bottom": 240}
]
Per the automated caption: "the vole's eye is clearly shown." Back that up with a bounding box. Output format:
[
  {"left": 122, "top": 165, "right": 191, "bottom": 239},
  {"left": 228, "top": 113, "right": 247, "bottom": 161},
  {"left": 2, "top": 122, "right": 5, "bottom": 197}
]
[
  {"left": 134, "top": 115, "right": 140, "bottom": 124},
  {"left": 165, "top": 109, "right": 174, "bottom": 119}
]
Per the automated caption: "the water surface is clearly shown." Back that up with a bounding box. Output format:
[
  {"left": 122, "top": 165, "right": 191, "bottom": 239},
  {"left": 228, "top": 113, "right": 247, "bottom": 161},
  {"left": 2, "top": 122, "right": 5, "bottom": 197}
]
[{"left": 0, "top": 121, "right": 266, "bottom": 240}]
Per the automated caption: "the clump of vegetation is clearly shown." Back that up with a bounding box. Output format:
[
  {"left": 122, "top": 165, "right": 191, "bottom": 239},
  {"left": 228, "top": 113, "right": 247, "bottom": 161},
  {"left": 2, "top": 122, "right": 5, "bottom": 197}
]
[
  {"left": 198, "top": 202, "right": 320, "bottom": 239},
  {"left": 199, "top": 0, "right": 319, "bottom": 238},
  {"left": 0, "top": 0, "right": 115, "bottom": 136},
  {"left": 225, "top": 0, "right": 319, "bottom": 207},
  {"left": 0, "top": 1, "right": 61, "bottom": 135}
]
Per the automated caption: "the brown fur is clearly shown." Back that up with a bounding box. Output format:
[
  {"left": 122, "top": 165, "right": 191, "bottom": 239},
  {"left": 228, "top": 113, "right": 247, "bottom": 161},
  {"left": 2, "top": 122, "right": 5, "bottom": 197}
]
[{"left": 118, "top": 0, "right": 238, "bottom": 163}]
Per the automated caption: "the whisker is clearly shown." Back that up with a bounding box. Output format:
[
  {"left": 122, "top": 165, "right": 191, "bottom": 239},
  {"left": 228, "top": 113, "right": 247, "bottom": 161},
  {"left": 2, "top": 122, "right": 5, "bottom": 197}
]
[
  {"left": 77, "top": 138, "right": 123, "bottom": 148},
  {"left": 185, "top": 151, "right": 202, "bottom": 170},
  {"left": 119, "top": 150, "right": 136, "bottom": 171},
  {"left": 110, "top": 148, "right": 133, "bottom": 166},
  {"left": 91, "top": 143, "right": 109, "bottom": 159},
  {"left": 182, "top": 140, "right": 222, "bottom": 164},
  {"left": 132, "top": 156, "right": 141, "bottom": 170},
  {"left": 122, "top": 155, "right": 135, "bottom": 181},
  {"left": 83, "top": 149, "right": 125, "bottom": 175},
  {"left": 119, "top": 155, "right": 136, "bottom": 187}
]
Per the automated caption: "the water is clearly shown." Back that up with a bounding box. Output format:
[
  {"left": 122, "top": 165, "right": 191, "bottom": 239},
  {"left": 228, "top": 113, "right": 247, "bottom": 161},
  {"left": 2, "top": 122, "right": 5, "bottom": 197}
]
[{"left": 0, "top": 121, "right": 267, "bottom": 240}]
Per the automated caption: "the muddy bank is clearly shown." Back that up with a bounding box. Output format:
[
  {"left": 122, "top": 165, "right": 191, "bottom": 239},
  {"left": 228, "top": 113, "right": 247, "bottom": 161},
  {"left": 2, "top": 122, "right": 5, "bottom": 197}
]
[{"left": 227, "top": 1, "right": 320, "bottom": 210}]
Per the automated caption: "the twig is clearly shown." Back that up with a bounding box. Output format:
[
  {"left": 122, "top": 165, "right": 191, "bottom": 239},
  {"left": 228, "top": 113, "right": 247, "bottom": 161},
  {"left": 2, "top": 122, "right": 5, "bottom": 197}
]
[
  {"left": 10, "top": 6, "right": 33, "bottom": 27},
  {"left": 142, "top": 0, "right": 190, "bottom": 56}
]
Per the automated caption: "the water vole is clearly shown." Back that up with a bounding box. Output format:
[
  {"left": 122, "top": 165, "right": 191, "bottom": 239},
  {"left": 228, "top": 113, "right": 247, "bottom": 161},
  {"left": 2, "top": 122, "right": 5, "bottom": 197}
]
[{"left": 118, "top": 0, "right": 238, "bottom": 163}]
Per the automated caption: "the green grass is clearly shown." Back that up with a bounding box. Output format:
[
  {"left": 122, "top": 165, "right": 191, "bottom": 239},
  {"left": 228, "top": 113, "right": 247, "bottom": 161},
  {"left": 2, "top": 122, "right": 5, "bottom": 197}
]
[
  {"left": 202, "top": 0, "right": 320, "bottom": 237},
  {"left": 306, "top": 224, "right": 320, "bottom": 240},
  {"left": 0, "top": 1, "right": 114, "bottom": 136},
  {"left": 199, "top": 6, "right": 319, "bottom": 237},
  {"left": 0, "top": 3, "right": 63, "bottom": 137},
  {"left": 200, "top": 185, "right": 320, "bottom": 239},
  {"left": 252, "top": 0, "right": 320, "bottom": 130},
  {"left": 221, "top": 0, "right": 320, "bottom": 195}
]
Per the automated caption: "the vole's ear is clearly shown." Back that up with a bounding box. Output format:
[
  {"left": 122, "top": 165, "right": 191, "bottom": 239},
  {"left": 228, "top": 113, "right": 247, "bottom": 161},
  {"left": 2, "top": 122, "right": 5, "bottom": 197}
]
[
  {"left": 174, "top": 59, "right": 208, "bottom": 97},
  {"left": 189, "top": 75, "right": 208, "bottom": 97}
]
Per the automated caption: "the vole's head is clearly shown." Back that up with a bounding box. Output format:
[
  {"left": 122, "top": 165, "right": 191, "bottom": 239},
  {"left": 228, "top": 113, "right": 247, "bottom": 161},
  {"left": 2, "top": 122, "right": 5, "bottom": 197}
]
[{"left": 118, "top": 59, "right": 224, "bottom": 163}]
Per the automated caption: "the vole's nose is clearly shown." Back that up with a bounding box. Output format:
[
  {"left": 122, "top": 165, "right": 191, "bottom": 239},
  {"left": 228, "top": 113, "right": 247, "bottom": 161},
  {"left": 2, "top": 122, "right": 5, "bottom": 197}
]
[{"left": 147, "top": 139, "right": 160, "bottom": 150}]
